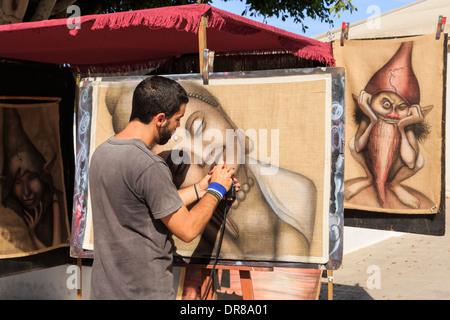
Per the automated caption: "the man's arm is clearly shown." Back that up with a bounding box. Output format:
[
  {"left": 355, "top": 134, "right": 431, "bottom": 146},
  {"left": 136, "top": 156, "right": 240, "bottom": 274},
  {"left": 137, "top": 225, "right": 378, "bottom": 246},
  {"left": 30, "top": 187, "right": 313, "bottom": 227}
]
[
  {"left": 161, "top": 193, "right": 221, "bottom": 243},
  {"left": 162, "top": 163, "right": 235, "bottom": 243},
  {"left": 177, "top": 174, "right": 210, "bottom": 207}
]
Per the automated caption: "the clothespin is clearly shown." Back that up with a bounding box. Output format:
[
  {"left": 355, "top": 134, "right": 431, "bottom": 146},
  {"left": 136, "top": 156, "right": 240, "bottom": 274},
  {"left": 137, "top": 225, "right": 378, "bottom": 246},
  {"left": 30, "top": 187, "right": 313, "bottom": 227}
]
[
  {"left": 436, "top": 15, "right": 447, "bottom": 40},
  {"left": 208, "top": 50, "right": 215, "bottom": 74},
  {"left": 202, "top": 49, "right": 215, "bottom": 85},
  {"left": 340, "top": 22, "right": 350, "bottom": 46}
]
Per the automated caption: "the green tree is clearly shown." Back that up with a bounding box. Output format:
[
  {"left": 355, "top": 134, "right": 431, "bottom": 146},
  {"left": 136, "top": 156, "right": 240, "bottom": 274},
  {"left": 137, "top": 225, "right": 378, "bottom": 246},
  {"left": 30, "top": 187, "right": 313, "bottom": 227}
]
[
  {"left": 0, "top": 0, "right": 356, "bottom": 32},
  {"left": 237, "top": 0, "right": 356, "bottom": 32}
]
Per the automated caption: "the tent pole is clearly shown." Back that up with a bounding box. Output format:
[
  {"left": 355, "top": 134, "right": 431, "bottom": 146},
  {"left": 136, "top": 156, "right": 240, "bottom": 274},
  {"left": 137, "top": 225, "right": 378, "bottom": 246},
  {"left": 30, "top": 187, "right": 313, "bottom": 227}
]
[
  {"left": 77, "top": 258, "right": 82, "bottom": 300},
  {"left": 198, "top": 13, "right": 208, "bottom": 73}
]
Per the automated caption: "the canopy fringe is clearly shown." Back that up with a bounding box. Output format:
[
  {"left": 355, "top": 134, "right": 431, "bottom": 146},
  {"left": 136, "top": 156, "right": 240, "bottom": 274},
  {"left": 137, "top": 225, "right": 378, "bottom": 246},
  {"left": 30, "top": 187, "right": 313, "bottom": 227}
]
[
  {"left": 85, "top": 4, "right": 334, "bottom": 68},
  {"left": 73, "top": 57, "right": 172, "bottom": 75},
  {"left": 91, "top": 5, "right": 210, "bottom": 33},
  {"left": 278, "top": 37, "right": 335, "bottom": 66}
]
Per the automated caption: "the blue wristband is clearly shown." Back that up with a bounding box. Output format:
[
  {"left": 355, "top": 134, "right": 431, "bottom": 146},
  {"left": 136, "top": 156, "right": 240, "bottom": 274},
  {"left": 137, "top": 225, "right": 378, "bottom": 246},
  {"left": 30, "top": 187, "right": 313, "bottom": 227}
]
[{"left": 207, "top": 182, "right": 227, "bottom": 198}]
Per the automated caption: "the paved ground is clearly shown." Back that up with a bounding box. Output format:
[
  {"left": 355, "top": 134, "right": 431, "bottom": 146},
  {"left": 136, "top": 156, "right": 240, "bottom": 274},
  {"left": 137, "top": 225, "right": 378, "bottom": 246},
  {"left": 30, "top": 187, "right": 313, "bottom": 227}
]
[{"left": 318, "top": 198, "right": 450, "bottom": 300}]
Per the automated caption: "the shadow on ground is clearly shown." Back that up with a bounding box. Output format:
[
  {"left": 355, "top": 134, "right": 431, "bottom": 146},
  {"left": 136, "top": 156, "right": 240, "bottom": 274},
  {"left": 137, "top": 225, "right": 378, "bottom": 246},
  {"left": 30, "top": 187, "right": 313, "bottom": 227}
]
[{"left": 319, "top": 283, "right": 374, "bottom": 300}]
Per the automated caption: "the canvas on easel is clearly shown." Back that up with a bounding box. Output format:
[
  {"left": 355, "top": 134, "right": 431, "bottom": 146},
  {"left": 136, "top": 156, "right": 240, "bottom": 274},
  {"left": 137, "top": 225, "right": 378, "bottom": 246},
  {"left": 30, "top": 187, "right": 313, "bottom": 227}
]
[{"left": 71, "top": 68, "right": 345, "bottom": 270}]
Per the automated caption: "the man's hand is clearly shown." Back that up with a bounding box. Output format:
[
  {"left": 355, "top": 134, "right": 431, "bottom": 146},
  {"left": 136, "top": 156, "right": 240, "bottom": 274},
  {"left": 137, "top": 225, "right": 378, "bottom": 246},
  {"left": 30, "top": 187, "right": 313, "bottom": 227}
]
[
  {"left": 163, "top": 164, "right": 238, "bottom": 243},
  {"left": 196, "top": 173, "right": 212, "bottom": 199},
  {"left": 209, "top": 163, "right": 235, "bottom": 192}
]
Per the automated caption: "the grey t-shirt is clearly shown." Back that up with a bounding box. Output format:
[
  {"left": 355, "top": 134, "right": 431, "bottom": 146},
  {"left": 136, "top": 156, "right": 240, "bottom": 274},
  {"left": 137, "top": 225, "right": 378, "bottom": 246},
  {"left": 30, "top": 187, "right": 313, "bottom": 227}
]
[{"left": 89, "top": 137, "right": 183, "bottom": 300}]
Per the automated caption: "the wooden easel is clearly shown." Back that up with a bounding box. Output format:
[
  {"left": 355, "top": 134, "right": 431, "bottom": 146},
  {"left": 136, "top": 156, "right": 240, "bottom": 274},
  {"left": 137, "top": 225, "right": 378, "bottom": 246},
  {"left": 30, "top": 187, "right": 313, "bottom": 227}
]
[
  {"left": 327, "top": 270, "right": 334, "bottom": 300},
  {"left": 0, "top": 96, "right": 61, "bottom": 103},
  {"left": 176, "top": 263, "right": 273, "bottom": 300}
]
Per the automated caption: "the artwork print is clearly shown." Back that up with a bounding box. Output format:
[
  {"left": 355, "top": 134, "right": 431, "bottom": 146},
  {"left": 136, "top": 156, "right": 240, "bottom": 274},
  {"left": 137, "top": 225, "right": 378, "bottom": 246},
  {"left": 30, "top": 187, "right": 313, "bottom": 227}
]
[
  {"left": 71, "top": 69, "right": 345, "bottom": 268},
  {"left": 0, "top": 103, "right": 70, "bottom": 258},
  {"left": 334, "top": 35, "right": 444, "bottom": 214}
]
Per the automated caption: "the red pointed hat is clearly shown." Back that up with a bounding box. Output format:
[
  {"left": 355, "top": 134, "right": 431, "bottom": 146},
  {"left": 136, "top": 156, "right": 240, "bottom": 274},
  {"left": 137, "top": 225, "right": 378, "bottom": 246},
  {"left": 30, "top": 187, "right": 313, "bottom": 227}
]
[{"left": 364, "top": 41, "right": 420, "bottom": 106}]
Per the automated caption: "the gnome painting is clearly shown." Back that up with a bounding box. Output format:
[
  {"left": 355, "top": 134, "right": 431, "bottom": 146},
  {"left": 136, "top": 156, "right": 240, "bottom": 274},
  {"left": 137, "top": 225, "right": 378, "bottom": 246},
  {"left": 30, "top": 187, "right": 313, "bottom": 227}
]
[
  {"left": 342, "top": 40, "right": 439, "bottom": 212},
  {"left": 0, "top": 104, "right": 69, "bottom": 258}
]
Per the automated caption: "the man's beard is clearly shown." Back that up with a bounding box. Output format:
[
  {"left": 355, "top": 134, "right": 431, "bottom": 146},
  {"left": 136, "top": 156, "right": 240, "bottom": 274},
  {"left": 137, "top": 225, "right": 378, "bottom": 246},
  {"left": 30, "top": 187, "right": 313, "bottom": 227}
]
[{"left": 158, "top": 123, "right": 173, "bottom": 145}]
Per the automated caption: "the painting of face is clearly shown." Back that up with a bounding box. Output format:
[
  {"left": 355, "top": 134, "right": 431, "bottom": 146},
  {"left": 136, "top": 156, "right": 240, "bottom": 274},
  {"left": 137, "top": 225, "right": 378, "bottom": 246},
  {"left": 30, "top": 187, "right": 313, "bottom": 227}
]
[
  {"left": 152, "top": 96, "right": 245, "bottom": 189},
  {"left": 0, "top": 104, "right": 69, "bottom": 257},
  {"left": 13, "top": 171, "right": 45, "bottom": 210},
  {"left": 334, "top": 35, "right": 443, "bottom": 216},
  {"left": 81, "top": 70, "right": 343, "bottom": 266},
  {"left": 371, "top": 92, "right": 410, "bottom": 120}
]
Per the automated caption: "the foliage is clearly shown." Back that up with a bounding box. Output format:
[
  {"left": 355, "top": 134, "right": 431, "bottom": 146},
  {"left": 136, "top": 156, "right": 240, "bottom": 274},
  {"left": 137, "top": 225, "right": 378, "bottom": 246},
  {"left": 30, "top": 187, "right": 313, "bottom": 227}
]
[{"left": 236, "top": 0, "right": 356, "bottom": 32}]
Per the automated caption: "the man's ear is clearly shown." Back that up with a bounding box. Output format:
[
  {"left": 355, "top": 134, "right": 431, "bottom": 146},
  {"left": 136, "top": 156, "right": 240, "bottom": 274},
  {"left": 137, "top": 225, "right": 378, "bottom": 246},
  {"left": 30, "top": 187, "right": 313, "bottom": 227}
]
[{"left": 153, "top": 113, "right": 167, "bottom": 127}]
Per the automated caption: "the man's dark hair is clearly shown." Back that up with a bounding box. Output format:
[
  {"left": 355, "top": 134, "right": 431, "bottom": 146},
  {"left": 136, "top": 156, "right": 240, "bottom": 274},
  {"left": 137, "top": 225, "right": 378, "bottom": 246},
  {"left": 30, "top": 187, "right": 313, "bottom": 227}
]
[{"left": 130, "top": 76, "right": 189, "bottom": 124}]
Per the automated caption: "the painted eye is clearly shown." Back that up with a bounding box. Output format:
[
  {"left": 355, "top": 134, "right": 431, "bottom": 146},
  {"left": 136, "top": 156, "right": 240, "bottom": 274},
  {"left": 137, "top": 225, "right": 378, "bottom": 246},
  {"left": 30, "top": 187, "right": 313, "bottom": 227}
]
[
  {"left": 186, "top": 111, "right": 206, "bottom": 137},
  {"left": 192, "top": 119, "right": 204, "bottom": 137},
  {"left": 383, "top": 101, "right": 391, "bottom": 108},
  {"left": 27, "top": 173, "right": 38, "bottom": 180}
]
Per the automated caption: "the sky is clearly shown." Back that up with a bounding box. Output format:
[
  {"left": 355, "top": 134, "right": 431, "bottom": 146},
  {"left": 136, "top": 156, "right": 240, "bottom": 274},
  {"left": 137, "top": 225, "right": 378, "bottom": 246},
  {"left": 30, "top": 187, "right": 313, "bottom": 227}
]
[{"left": 209, "top": 0, "right": 420, "bottom": 37}]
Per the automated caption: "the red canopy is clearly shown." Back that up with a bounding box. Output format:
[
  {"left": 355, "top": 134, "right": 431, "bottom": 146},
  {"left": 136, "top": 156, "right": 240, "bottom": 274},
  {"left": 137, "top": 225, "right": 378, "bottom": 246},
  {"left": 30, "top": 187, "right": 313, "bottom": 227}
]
[{"left": 0, "top": 4, "right": 334, "bottom": 73}]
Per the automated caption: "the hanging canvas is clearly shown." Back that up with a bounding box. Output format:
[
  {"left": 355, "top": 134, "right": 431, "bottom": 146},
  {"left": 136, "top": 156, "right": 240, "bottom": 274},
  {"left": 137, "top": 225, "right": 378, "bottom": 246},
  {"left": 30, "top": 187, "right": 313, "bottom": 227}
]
[
  {"left": 0, "top": 102, "right": 70, "bottom": 258},
  {"left": 71, "top": 68, "right": 345, "bottom": 269},
  {"left": 334, "top": 34, "right": 445, "bottom": 215}
]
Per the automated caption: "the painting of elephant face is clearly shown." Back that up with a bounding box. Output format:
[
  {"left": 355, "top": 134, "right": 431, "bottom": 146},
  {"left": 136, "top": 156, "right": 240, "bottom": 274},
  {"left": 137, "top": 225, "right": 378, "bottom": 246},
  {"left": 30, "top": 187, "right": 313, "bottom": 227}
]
[{"left": 73, "top": 68, "right": 345, "bottom": 267}]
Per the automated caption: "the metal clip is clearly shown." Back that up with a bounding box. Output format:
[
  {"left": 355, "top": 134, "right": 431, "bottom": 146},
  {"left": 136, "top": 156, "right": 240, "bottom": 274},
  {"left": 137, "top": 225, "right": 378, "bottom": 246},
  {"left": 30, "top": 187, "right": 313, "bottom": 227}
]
[
  {"left": 202, "top": 48, "right": 209, "bottom": 85},
  {"left": 340, "top": 22, "right": 350, "bottom": 46},
  {"left": 436, "top": 15, "right": 447, "bottom": 40},
  {"left": 202, "top": 49, "right": 215, "bottom": 85}
]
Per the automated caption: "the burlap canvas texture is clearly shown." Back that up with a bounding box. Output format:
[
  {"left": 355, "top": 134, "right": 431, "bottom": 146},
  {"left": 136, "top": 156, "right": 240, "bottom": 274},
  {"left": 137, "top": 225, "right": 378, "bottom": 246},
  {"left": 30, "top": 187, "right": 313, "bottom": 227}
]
[
  {"left": 0, "top": 103, "right": 70, "bottom": 258},
  {"left": 84, "top": 74, "right": 334, "bottom": 264},
  {"left": 334, "top": 34, "right": 444, "bottom": 214}
]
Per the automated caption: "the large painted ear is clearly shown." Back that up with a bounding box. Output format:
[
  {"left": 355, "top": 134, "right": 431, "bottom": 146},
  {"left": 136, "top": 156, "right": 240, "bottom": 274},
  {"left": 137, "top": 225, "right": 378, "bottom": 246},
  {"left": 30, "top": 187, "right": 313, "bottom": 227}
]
[
  {"left": 235, "top": 128, "right": 254, "bottom": 155},
  {"left": 246, "top": 159, "right": 317, "bottom": 246},
  {"left": 104, "top": 88, "right": 123, "bottom": 116},
  {"left": 43, "top": 155, "right": 57, "bottom": 173},
  {"left": 421, "top": 105, "right": 433, "bottom": 118},
  {"left": 112, "top": 91, "right": 133, "bottom": 134}
]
